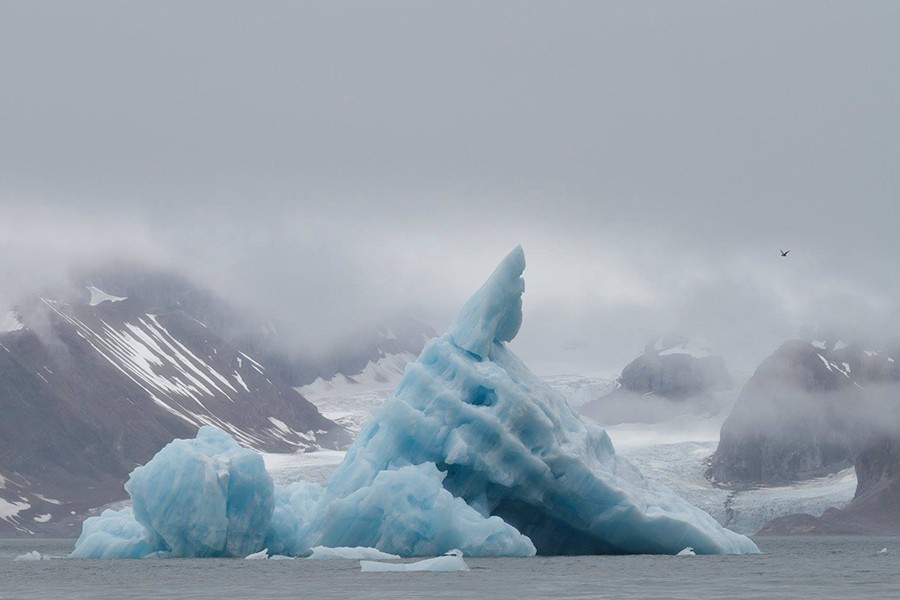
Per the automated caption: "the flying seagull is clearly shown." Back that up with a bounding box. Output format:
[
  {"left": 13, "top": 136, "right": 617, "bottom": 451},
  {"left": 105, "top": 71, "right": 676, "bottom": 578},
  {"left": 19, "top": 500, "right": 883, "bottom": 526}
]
[{"left": 780, "top": 249, "right": 790, "bottom": 257}]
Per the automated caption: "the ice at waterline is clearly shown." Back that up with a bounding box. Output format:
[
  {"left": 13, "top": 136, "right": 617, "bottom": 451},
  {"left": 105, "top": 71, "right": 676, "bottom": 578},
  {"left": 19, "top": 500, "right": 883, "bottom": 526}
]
[{"left": 72, "top": 247, "right": 758, "bottom": 558}]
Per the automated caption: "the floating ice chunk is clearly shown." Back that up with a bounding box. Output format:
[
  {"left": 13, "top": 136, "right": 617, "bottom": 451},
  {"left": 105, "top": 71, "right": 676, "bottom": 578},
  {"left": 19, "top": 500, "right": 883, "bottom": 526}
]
[
  {"left": 676, "top": 547, "right": 696, "bottom": 556},
  {"left": 360, "top": 549, "right": 470, "bottom": 572},
  {"left": 244, "top": 548, "right": 269, "bottom": 560},
  {"left": 308, "top": 546, "right": 401, "bottom": 560},
  {"left": 269, "top": 554, "right": 295, "bottom": 560},
  {"left": 876, "top": 547, "right": 888, "bottom": 555},
  {"left": 71, "top": 507, "right": 163, "bottom": 559},
  {"left": 72, "top": 427, "right": 275, "bottom": 559},
  {"left": 126, "top": 427, "right": 274, "bottom": 558},
  {"left": 14, "top": 551, "right": 46, "bottom": 561}
]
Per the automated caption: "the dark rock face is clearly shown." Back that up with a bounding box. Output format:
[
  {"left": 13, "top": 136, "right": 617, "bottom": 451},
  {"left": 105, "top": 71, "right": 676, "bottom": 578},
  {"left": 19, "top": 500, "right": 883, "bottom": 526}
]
[
  {"left": 580, "top": 336, "right": 733, "bottom": 425},
  {"left": 0, "top": 273, "right": 351, "bottom": 537},
  {"left": 709, "top": 340, "right": 900, "bottom": 487},
  {"left": 757, "top": 437, "right": 900, "bottom": 535},
  {"left": 616, "top": 352, "right": 733, "bottom": 400}
]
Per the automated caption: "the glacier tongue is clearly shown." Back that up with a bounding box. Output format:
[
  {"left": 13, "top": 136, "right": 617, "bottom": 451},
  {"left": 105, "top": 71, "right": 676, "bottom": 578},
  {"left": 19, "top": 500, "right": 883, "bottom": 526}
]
[{"left": 71, "top": 247, "right": 757, "bottom": 558}]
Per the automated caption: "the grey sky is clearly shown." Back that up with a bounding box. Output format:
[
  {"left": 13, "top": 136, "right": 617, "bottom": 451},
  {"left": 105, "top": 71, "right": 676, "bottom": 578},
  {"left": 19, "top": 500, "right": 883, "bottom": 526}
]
[{"left": 1, "top": 1, "right": 898, "bottom": 375}]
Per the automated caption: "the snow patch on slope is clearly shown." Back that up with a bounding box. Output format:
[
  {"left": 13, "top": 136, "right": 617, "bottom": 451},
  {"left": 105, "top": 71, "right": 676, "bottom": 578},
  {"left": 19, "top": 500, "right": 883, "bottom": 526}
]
[
  {"left": 0, "top": 497, "right": 30, "bottom": 521},
  {"left": 0, "top": 310, "right": 24, "bottom": 333},
  {"left": 87, "top": 286, "right": 127, "bottom": 306}
]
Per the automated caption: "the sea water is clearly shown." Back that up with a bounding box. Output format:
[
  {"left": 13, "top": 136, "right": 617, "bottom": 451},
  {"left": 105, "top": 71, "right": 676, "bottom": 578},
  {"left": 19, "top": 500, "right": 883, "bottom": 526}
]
[{"left": 1, "top": 537, "right": 898, "bottom": 600}]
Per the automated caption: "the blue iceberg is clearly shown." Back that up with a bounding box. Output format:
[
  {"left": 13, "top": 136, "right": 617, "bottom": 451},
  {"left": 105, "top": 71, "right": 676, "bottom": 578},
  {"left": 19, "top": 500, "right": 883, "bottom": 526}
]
[
  {"left": 73, "top": 427, "right": 274, "bottom": 558},
  {"left": 72, "top": 247, "right": 758, "bottom": 558},
  {"left": 312, "top": 246, "right": 756, "bottom": 555}
]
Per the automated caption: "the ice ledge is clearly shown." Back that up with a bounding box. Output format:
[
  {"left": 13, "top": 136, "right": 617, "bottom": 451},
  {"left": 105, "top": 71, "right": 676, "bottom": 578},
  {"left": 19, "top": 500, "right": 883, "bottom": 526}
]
[{"left": 447, "top": 246, "right": 525, "bottom": 360}]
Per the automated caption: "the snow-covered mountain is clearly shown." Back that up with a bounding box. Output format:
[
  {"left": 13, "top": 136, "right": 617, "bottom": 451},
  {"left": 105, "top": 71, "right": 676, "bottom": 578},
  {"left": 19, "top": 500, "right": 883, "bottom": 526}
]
[
  {"left": 0, "top": 270, "right": 355, "bottom": 537},
  {"left": 710, "top": 339, "right": 900, "bottom": 487}
]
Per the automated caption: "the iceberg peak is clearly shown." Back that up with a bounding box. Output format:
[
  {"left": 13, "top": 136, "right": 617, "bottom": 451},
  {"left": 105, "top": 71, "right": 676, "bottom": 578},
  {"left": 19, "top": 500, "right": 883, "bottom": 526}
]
[{"left": 448, "top": 245, "right": 525, "bottom": 359}]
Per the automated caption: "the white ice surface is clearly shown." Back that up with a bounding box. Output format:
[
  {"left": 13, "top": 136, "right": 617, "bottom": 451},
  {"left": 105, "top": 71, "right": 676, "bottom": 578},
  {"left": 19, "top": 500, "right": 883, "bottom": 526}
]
[
  {"left": 360, "top": 552, "right": 469, "bottom": 572},
  {"left": 308, "top": 546, "right": 401, "bottom": 560},
  {"left": 262, "top": 449, "right": 347, "bottom": 486},
  {"left": 14, "top": 551, "right": 46, "bottom": 562}
]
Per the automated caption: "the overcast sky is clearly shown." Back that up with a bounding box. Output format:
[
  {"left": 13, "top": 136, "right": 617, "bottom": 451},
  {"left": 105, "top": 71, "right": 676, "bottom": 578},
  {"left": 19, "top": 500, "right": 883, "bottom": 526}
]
[{"left": 1, "top": 1, "right": 898, "bottom": 376}]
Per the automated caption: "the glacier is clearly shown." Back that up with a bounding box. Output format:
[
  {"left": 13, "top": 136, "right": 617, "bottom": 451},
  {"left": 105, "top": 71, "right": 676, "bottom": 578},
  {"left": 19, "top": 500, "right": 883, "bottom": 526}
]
[{"left": 72, "top": 246, "right": 757, "bottom": 558}]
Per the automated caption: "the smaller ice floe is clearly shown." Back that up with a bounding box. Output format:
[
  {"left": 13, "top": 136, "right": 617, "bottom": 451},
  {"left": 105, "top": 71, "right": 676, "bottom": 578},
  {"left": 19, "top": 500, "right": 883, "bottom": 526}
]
[
  {"left": 245, "top": 548, "right": 269, "bottom": 560},
  {"left": 87, "top": 286, "right": 128, "bottom": 306},
  {"left": 360, "top": 549, "right": 469, "bottom": 573},
  {"left": 676, "top": 547, "right": 696, "bottom": 556},
  {"left": 308, "top": 546, "right": 401, "bottom": 561},
  {"left": 269, "top": 555, "right": 295, "bottom": 560},
  {"left": 14, "top": 551, "right": 47, "bottom": 562},
  {"left": 876, "top": 548, "right": 888, "bottom": 555}
]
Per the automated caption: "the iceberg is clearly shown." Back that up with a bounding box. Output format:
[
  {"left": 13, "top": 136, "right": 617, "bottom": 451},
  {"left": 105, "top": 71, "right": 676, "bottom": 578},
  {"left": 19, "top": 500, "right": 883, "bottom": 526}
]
[
  {"left": 73, "top": 427, "right": 274, "bottom": 559},
  {"left": 312, "top": 247, "right": 757, "bottom": 555},
  {"left": 72, "top": 246, "right": 757, "bottom": 558}
]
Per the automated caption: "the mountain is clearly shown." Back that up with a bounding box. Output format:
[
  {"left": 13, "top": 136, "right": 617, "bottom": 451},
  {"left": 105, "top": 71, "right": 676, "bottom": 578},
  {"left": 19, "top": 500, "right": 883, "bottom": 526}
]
[
  {"left": 709, "top": 339, "right": 900, "bottom": 488},
  {"left": 0, "top": 269, "right": 353, "bottom": 537},
  {"left": 79, "top": 263, "right": 437, "bottom": 389},
  {"left": 757, "top": 436, "right": 900, "bottom": 535},
  {"left": 580, "top": 334, "right": 733, "bottom": 425},
  {"left": 245, "top": 316, "right": 436, "bottom": 389}
]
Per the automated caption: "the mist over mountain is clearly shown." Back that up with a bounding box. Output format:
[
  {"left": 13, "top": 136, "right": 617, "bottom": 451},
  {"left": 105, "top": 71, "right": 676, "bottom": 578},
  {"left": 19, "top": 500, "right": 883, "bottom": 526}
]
[
  {"left": 710, "top": 339, "right": 900, "bottom": 487},
  {"left": 580, "top": 334, "right": 734, "bottom": 425},
  {"left": 1, "top": 263, "right": 438, "bottom": 536}
]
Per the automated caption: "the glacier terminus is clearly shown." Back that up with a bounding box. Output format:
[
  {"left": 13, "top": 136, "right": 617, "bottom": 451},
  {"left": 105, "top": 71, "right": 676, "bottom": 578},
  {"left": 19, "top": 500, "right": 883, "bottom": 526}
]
[{"left": 72, "top": 247, "right": 758, "bottom": 558}]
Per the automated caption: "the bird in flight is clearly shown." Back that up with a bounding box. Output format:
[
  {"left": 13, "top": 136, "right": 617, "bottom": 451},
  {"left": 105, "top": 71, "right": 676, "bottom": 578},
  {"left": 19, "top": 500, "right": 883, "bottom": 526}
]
[{"left": 780, "top": 249, "right": 790, "bottom": 257}]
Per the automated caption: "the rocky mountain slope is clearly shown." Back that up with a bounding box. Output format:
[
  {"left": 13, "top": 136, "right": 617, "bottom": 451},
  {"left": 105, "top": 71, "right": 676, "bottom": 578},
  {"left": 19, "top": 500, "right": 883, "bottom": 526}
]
[
  {"left": 709, "top": 339, "right": 900, "bottom": 487},
  {"left": 0, "top": 269, "right": 355, "bottom": 537}
]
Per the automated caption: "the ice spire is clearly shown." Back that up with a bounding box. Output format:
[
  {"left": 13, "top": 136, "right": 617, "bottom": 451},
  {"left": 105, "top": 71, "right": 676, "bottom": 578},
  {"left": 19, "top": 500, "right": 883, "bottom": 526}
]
[{"left": 447, "top": 245, "right": 525, "bottom": 360}]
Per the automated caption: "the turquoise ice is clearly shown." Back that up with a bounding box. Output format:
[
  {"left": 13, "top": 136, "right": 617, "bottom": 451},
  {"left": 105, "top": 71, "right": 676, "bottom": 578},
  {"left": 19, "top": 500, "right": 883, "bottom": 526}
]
[{"left": 72, "top": 247, "right": 757, "bottom": 558}]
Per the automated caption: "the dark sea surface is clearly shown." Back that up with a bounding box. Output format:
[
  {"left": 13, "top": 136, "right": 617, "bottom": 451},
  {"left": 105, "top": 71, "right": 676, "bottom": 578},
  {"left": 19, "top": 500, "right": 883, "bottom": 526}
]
[{"left": 2, "top": 537, "right": 898, "bottom": 600}]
